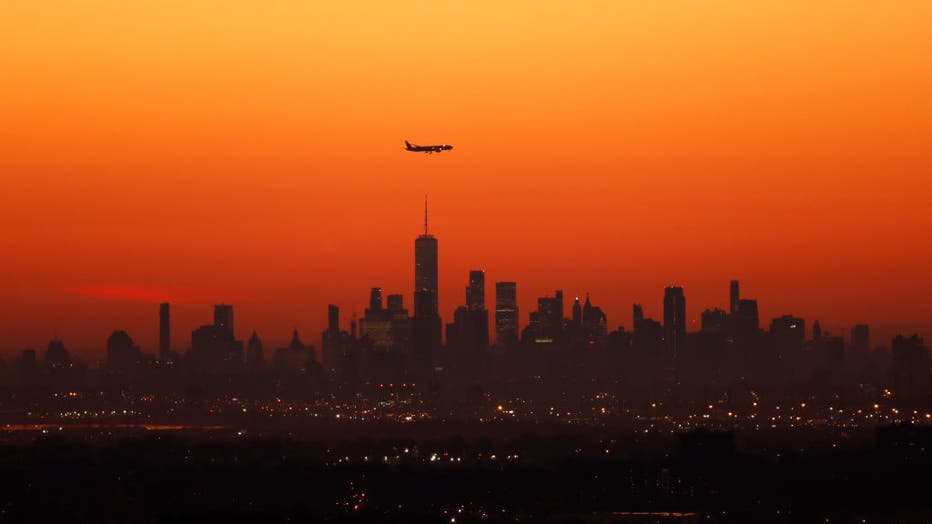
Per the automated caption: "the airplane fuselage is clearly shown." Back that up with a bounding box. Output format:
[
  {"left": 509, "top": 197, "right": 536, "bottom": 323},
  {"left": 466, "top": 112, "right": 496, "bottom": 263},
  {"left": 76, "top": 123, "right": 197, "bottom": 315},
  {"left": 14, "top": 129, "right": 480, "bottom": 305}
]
[{"left": 405, "top": 141, "right": 453, "bottom": 154}]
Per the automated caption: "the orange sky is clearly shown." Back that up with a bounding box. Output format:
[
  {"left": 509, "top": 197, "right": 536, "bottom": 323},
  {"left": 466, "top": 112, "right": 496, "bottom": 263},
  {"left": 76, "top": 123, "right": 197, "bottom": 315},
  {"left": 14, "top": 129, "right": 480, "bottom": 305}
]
[{"left": 2, "top": 1, "right": 931, "bottom": 357}]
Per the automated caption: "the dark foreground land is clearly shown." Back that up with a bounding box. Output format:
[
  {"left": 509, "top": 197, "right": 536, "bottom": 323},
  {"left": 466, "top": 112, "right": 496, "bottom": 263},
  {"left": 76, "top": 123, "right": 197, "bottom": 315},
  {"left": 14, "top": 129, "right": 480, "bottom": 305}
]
[{"left": 0, "top": 425, "right": 929, "bottom": 523}]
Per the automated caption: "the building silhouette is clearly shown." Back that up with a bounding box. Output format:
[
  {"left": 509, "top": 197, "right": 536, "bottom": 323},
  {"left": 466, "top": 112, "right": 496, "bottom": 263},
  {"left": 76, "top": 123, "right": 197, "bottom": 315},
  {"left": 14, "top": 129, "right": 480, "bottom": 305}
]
[
  {"left": 448, "top": 271, "right": 491, "bottom": 378},
  {"left": 495, "top": 282, "right": 518, "bottom": 350},
  {"left": 412, "top": 200, "right": 441, "bottom": 383},
  {"left": 44, "top": 338, "right": 71, "bottom": 369},
  {"left": 214, "top": 305, "right": 234, "bottom": 339},
  {"left": 189, "top": 305, "right": 244, "bottom": 373},
  {"left": 534, "top": 290, "right": 564, "bottom": 344},
  {"left": 663, "top": 286, "right": 686, "bottom": 362},
  {"left": 852, "top": 324, "right": 870, "bottom": 354},
  {"left": 159, "top": 302, "right": 170, "bottom": 360},
  {"left": 247, "top": 330, "right": 264, "bottom": 370},
  {"left": 581, "top": 294, "right": 607, "bottom": 344},
  {"left": 729, "top": 280, "right": 740, "bottom": 314},
  {"left": 467, "top": 270, "right": 485, "bottom": 311},
  {"left": 414, "top": 197, "right": 439, "bottom": 318},
  {"left": 107, "top": 330, "right": 141, "bottom": 372}
]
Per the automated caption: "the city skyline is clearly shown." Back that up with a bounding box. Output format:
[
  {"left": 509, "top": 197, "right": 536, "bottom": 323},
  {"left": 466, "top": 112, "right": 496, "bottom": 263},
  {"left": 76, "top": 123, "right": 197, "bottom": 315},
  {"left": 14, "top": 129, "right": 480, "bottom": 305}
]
[{"left": 3, "top": 204, "right": 923, "bottom": 358}]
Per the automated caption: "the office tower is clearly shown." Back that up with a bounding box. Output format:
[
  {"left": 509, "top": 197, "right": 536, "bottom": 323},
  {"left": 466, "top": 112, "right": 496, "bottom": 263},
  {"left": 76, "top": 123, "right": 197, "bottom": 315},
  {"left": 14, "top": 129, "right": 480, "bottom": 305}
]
[
  {"left": 891, "top": 335, "right": 931, "bottom": 400},
  {"left": 729, "top": 280, "right": 740, "bottom": 314},
  {"left": 107, "top": 330, "right": 141, "bottom": 372},
  {"left": 214, "top": 304, "right": 234, "bottom": 339},
  {"left": 159, "top": 302, "right": 170, "bottom": 360},
  {"left": 274, "top": 329, "right": 316, "bottom": 374},
  {"left": 323, "top": 305, "right": 341, "bottom": 371},
  {"left": 633, "top": 303, "right": 644, "bottom": 332},
  {"left": 191, "top": 305, "right": 244, "bottom": 373},
  {"left": 701, "top": 308, "right": 728, "bottom": 333},
  {"left": 812, "top": 320, "right": 822, "bottom": 341},
  {"left": 414, "top": 197, "right": 439, "bottom": 317},
  {"left": 581, "top": 294, "right": 607, "bottom": 342},
  {"left": 387, "top": 294, "right": 405, "bottom": 314},
  {"left": 536, "top": 290, "right": 564, "bottom": 343},
  {"left": 361, "top": 289, "right": 393, "bottom": 350},
  {"left": 369, "top": 288, "right": 383, "bottom": 312},
  {"left": 448, "top": 271, "right": 491, "bottom": 378},
  {"left": 851, "top": 324, "right": 870, "bottom": 354},
  {"left": 735, "top": 299, "right": 760, "bottom": 340},
  {"left": 770, "top": 315, "right": 805, "bottom": 347},
  {"left": 325, "top": 304, "right": 338, "bottom": 332},
  {"left": 247, "top": 331, "right": 264, "bottom": 369},
  {"left": 663, "top": 286, "right": 686, "bottom": 360},
  {"left": 495, "top": 282, "right": 518, "bottom": 349},
  {"left": 45, "top": 338, "right": 71, "bottom": 368},
  {"left": 572, "top": 296, "right": 582, "bottom": 325},
  {"left": 20, "top": 349, "right": 37, "bottom": 376},
  {"left": 466, "top": 270, "right": 485, "bottom": 311}
]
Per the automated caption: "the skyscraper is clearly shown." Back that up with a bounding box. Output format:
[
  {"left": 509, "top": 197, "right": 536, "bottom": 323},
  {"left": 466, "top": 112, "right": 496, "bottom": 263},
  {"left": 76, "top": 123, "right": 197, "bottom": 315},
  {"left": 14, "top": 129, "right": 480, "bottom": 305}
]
[
  {"left": 536, "top": 290, "right": 564, "bottom": 343},
  {"left": 663, "top": 286, "right": 686, "bottom": 361},
  {"left": 214, "top": 304, "right": 234, "bottom": 339},
  {"left": 369, "top": 287, "right": 383, "bottom": 312},
  {"left": 159, "top": 302, "right": 170, "bottom": 360},
  {"left": 413, "top": 198, "right": 441, "bottom": 382},
  {"left": 414, "top": 197, "right": 439, "bottom": 317},
  {"left": 466, "top": 270, "right": 485, "bottom": 311},
  {"left": 735, "top": 299, "right": 760, "bottom": 340},
  {"left": 851, "top": 324, "right": 870, "bottom": 354},
  {"left": 322, "top": 305, "right": 342, "bottom": 372},
  {"left": 247, "top": 331, "right": 264, "bottom": 369},
  {"left": 495, "top": 282, "right": 518, "bottom": 349},
  {"left": 729, "top": 280, "right": 740, "bottom": 314},
  {"left": 328, "top": 304, "right": 340, "bottom": 332}
]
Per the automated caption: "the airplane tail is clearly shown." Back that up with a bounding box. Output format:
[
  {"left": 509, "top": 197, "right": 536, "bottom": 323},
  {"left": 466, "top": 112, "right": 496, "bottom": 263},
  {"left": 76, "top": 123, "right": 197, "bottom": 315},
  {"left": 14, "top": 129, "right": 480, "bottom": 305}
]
[{"left": 404, "top": 140, "right": 412, "bottom": 149}]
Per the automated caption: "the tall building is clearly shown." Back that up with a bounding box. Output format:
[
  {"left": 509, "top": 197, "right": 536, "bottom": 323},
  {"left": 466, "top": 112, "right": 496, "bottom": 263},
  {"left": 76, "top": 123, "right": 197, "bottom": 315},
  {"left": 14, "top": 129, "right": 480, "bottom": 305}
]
[
  {"left": 159, "top": 302, "right": 170, "bottom": 360},
  {"left": 495, "top": 282, "right": 518, "bottom": 349},
  {"left": 448, "top": 271, "right": 490, "bottom": 378},
  {"left": 322, "top": 305, "right": 342, "bottom": 371},
  {"left": 633, "top": 303, "right": 644, "bottom": 333},
  {"left": 214, "top": 304, "right": 234, "bottom": 339},
  {"left": 581, "top": 294, "right": 608, "bottom": 343},
  {"left": 701, "top": 308, "right": 727, "bottom": 334},
  {"left": 190, "top": 305, "right": 244, "bottom": 373},
  {"left": 851, "top": 324, "right": 870, "bottom": 354},
  {"left": 360, "top": 289, "right": 393, "bottom": 349},
  {"left": 107, "top": 330, "right": 141, "bottom": 372},
  {"left": 536, "top": 290, "right": 564, "bottom": 343},
  {"left": 770, "top": 314, "right": 805, "bottom": 347},
  {"left": 735, "top": 299, "right": 760, "bottom": 340},
  {"left": 45, "top": 338, "right": 71, "bottom": 369},
  {"left": 466, "top": 270, "right": 485, "bottom": 311},
  {"left": 663, "top": 286, "right": 686, "bottom": 360},
  {"left": 414, "top": 197, "right": 439, "bottom": 317},
  {"left": 369, "top": 287, "right": 383, "bottom": 312},
  {"left": 412, "top": 199, "right": 441, "bottom": 382},
  {"left": 247, "top": 331, "right": 264, "bottom": 369},
  {"left": 729, "top": 280, "right": 740, "bottom": 314},
  {"left": 387, "top": 294, "right": 405, "bottom": 313}
]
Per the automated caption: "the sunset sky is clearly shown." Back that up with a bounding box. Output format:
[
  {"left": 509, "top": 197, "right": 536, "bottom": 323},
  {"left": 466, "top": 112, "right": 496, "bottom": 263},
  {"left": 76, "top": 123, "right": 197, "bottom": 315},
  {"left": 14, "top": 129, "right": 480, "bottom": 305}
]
[{"left": 2, "top": 1, "right": 931, "bottom": 358}]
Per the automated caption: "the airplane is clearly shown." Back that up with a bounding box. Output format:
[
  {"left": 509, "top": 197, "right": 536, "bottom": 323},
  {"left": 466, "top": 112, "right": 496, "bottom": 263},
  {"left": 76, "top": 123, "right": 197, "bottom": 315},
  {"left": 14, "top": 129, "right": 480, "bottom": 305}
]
[{"left": 405, "top": 140, "right": 453, "bottom": 154}]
